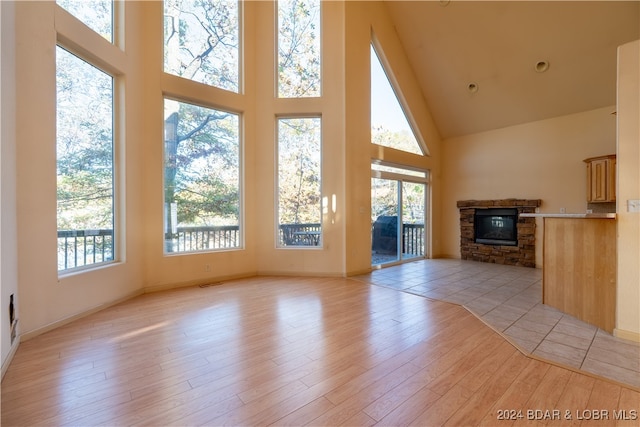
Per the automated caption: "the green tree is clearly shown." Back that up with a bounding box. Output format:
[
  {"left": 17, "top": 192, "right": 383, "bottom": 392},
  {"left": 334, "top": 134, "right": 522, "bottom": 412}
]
[
  {"left": 164, "top": 0, "right": 239, "bottom": 92},
  {"left": 278, "top": 118, "right": 321, "bottom": 225},
  {"left": 56, "top": 47, "right": 114, "bottom": 233},
  {"left": 164, "top": 101, "right": 239, "bottom": 232},
  {"left": 163, "top": 0, "right": 243, "bottom": 252},
  {"left": 371, "top": 178, "right": 398, "bottom": 222},
  {"left": 371, "top": 126, "right": 420, "bottom": 155},
  {"left": 278, "top": 0, "right": 321, "bottom": 97},
  {"left": 57, "top": 0, "right": 112, "bottom": 42}
]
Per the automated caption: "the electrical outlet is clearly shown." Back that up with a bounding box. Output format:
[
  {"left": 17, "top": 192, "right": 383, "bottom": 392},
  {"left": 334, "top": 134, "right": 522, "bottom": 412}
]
[
  {"left": 560, "top": 207, "right": 566, "bottom": 214},
  {"left": 628, "top": 199, "right": 640, "bottom": 213},
  {"left": 204, "top": 263, "right": 211, "bottom": 272}
]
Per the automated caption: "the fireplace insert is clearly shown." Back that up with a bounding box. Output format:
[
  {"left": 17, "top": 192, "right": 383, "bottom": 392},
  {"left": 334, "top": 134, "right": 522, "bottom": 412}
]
[{"left": 474, "top": 208, "right": 518, "bottom": 246}]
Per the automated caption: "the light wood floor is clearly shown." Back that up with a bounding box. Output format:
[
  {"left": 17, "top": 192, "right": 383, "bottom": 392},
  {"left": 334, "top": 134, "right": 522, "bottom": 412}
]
[
  {"left": 356, "top": 259, "right": 640, "bottom": 389},
  {"left": 2, "top": 273, "right": 639, "bottom": 426}
]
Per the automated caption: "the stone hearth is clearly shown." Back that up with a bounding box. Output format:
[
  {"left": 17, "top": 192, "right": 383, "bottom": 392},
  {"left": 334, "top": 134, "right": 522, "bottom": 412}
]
[{"left": 457, "top": 199, "right": 541, "bottom": 268}]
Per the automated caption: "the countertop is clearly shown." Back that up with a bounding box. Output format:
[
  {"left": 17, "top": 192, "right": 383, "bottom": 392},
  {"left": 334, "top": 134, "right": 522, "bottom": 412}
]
[{"left": 520, "top": 212, "right": 616, "bottom": 219}]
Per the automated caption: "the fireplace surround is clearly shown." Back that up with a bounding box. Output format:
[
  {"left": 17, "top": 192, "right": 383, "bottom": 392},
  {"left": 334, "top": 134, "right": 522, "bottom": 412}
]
[{"left": 457, "top": 199, "right": 541, "bottom": 267}]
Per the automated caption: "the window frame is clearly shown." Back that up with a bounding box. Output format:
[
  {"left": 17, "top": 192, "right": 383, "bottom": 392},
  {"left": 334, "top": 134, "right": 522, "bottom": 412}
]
[
  {"left": 276, "top": 0, "right": 322, "bottom": 99},
  {"left": 370, "top": 162, "right": 429, "bottom": 265},
  {"left": 53, "top": 0, "right": 125, "bottom": 277},
  {"left": 275, "top": 115, "right": 323, "bottom": 249},
  {"left": 161, "top": 0, "right": 246, "bottom": 256},
  {"left": 370, "top": 40, "right": 427, "bottom": 156},
  {"left": 56, "top": 0, "right": 115, "bottom": 44},
  {"left": 163, "top": 0, "right": 243, "bottom": 94},
  {"left": 55, "top": 44, "right": 120, "bottom": 274},
  {"left": 161, "top": 96, "right": 245, "bottom": 255}
]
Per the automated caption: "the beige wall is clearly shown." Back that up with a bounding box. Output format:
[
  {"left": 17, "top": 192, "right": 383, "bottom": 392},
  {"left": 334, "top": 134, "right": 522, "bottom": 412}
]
[
  {"left": 344, "top": 1, "right": 443, "bottom": 275},
  {"left": 7, "top": 0, "right": 631, "bottom": 350},
  {"left": 7, "top": 1, "right": 441, "bottom": 339},
  {"left": 253, "top": 1, "right": 346, "bottom": 277},
  {"left": 135, "top": 0, "right": 438, "bottom": 282},
  {"left": 441, "top": 87, "right": 639, "bottom": 341},
  {"left": 13, "top": 2, "right": 146, "bottom": 338},
  {"left": 1, "top": 1, "right": 19, "bottom": 376},
  {"left": 615, "top": 40, "right": 640, "bottom": 341},
  {"left": 138, "top": 2, "right": 260, "bottom": 290},
  {"left": 441, "top": 106, "right": 617, "bottom": 265}
]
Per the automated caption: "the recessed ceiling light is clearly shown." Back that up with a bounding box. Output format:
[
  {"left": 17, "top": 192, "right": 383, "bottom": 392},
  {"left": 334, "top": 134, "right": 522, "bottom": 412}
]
[
  {"left": 467, "top": 82, "right": 479, "bottom": 93},
  {"left": 535, "top": 60, "right": 550, "bottom": 73}
]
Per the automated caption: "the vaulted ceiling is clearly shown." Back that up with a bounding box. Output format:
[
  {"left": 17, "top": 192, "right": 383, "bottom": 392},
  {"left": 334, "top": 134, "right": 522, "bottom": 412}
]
[{"left": 384, "top": 1, "right": 640, "bottom": 139}]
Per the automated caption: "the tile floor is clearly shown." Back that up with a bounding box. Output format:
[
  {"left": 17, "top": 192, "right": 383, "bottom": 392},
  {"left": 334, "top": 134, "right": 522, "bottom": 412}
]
[{"left": 354, "top": 258, "right": 640, "bottom": 390}]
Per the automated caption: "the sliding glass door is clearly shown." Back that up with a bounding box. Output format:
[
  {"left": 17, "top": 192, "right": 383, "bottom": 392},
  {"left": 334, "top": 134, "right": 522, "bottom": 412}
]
[
  {"left": 371, "top": 164, "right": 427, "bottom": 267},
  {"left": 371, "top": 177, "right": 400, "bottom": 265},
  {"left": 401, "top": 181, "right": 426, "bottom": 261}
]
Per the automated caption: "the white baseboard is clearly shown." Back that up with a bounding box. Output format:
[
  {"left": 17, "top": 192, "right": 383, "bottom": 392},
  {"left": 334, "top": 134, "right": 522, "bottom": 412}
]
[
  {"left": 257, "top": 270, "right": 345, "bottom": 278},
  {"left": 19, "top": 289, "right": 144, "bottom": 342},
  {"left": 1, "top": 336, "right": 20, "bottom": 380},
  {"left": 143, "top": 272, "right": 258, "bottom": 294}
]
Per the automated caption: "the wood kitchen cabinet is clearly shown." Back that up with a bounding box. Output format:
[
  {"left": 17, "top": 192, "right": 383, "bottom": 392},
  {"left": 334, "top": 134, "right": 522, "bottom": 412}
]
[{"left": 584, "top": 154, "right": 616, "bottom": 203}]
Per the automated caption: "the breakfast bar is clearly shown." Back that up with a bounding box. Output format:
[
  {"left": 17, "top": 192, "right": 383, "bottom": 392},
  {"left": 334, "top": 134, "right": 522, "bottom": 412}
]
[{"left": 521, "top": 213, "right": 617, "bottom": 333}]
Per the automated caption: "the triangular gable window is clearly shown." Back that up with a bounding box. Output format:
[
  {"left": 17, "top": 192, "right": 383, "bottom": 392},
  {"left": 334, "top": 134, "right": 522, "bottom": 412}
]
[{"left": 370, "top": 44, "right": 424, "bottom": 156}]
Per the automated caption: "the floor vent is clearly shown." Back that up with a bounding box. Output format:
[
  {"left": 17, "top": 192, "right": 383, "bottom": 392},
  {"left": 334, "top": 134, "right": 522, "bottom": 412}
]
[{"left": 199, "top": 282, "right": 223, "bottom": 288}]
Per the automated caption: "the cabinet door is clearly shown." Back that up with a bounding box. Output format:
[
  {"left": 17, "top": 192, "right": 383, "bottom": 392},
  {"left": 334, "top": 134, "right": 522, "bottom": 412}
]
[
  {"left": 588, "top": 159, "right": 609, "bottom": 202},
  {"left": 607, "top": 158, "right": 616, "bottom": 202}
]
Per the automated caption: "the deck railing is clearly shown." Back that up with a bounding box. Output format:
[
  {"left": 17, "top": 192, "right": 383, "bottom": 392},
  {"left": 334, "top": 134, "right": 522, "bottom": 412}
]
[
  {"left": 58, "top": 222, "right": 425, "bottom": 269},
  {"left": 166, "top": 225, "right": 241, "bottom": 253},
  {"left": 279, "top": 223, "right": 322, "bottom": 246},
  {"left": 402, "top": 223, "right": 425, "bottom": 256},
  {"left": 57, "top": 229, "right": 114, "bottom": 271}
]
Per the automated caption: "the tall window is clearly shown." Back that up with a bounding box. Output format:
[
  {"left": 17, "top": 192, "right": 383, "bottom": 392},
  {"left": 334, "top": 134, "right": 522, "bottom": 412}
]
[
  {"left": 277, "top": 117, "right": 322, "bottom": 247},
  {"left": 277, "top": 0, "right": 321, "bottom": 98},
  {"left": 164, "top": 0, "right": 240, "bottom": 92},
  {"left": 164, "top": 99, "right": 241, "bottom": 253},
  {"left": 56, "top": 47, "right": 115, "bottom": 271},
  {"left": 371, "top": 44, "right": 423, "bottom": 155},
  {"left": 56, "top": 0, "right": 113, "bottom": 42}
]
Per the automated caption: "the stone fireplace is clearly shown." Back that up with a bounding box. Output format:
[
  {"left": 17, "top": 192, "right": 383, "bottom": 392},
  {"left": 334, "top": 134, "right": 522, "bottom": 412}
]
[{"left": 457, "top": 199, "right": 541, "bottom": 268}]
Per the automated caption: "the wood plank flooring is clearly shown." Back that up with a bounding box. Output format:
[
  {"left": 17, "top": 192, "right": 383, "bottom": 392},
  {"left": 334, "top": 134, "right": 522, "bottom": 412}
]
[
  {"left": 355, "top": 259, "right": 640, "bottom": 389},
  {"left": 2, "top": 274, "right": 639, "bottom": 426}
]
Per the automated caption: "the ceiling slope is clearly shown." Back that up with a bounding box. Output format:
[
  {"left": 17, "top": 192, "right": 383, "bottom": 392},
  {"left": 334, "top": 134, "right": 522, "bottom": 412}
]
[{"left": 384, "top": 1, "right": 640, "bottom": 139}]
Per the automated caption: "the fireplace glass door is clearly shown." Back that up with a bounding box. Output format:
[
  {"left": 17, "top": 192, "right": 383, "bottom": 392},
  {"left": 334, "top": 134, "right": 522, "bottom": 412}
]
[{"left": 474, "top": 208, "right": 518, "bottom": 246}]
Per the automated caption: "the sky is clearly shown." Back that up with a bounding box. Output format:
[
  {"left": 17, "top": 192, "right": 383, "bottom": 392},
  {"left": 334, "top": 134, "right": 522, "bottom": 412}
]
[{"left": 370, "top": 45, "right": 414, "bottom": 133}]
